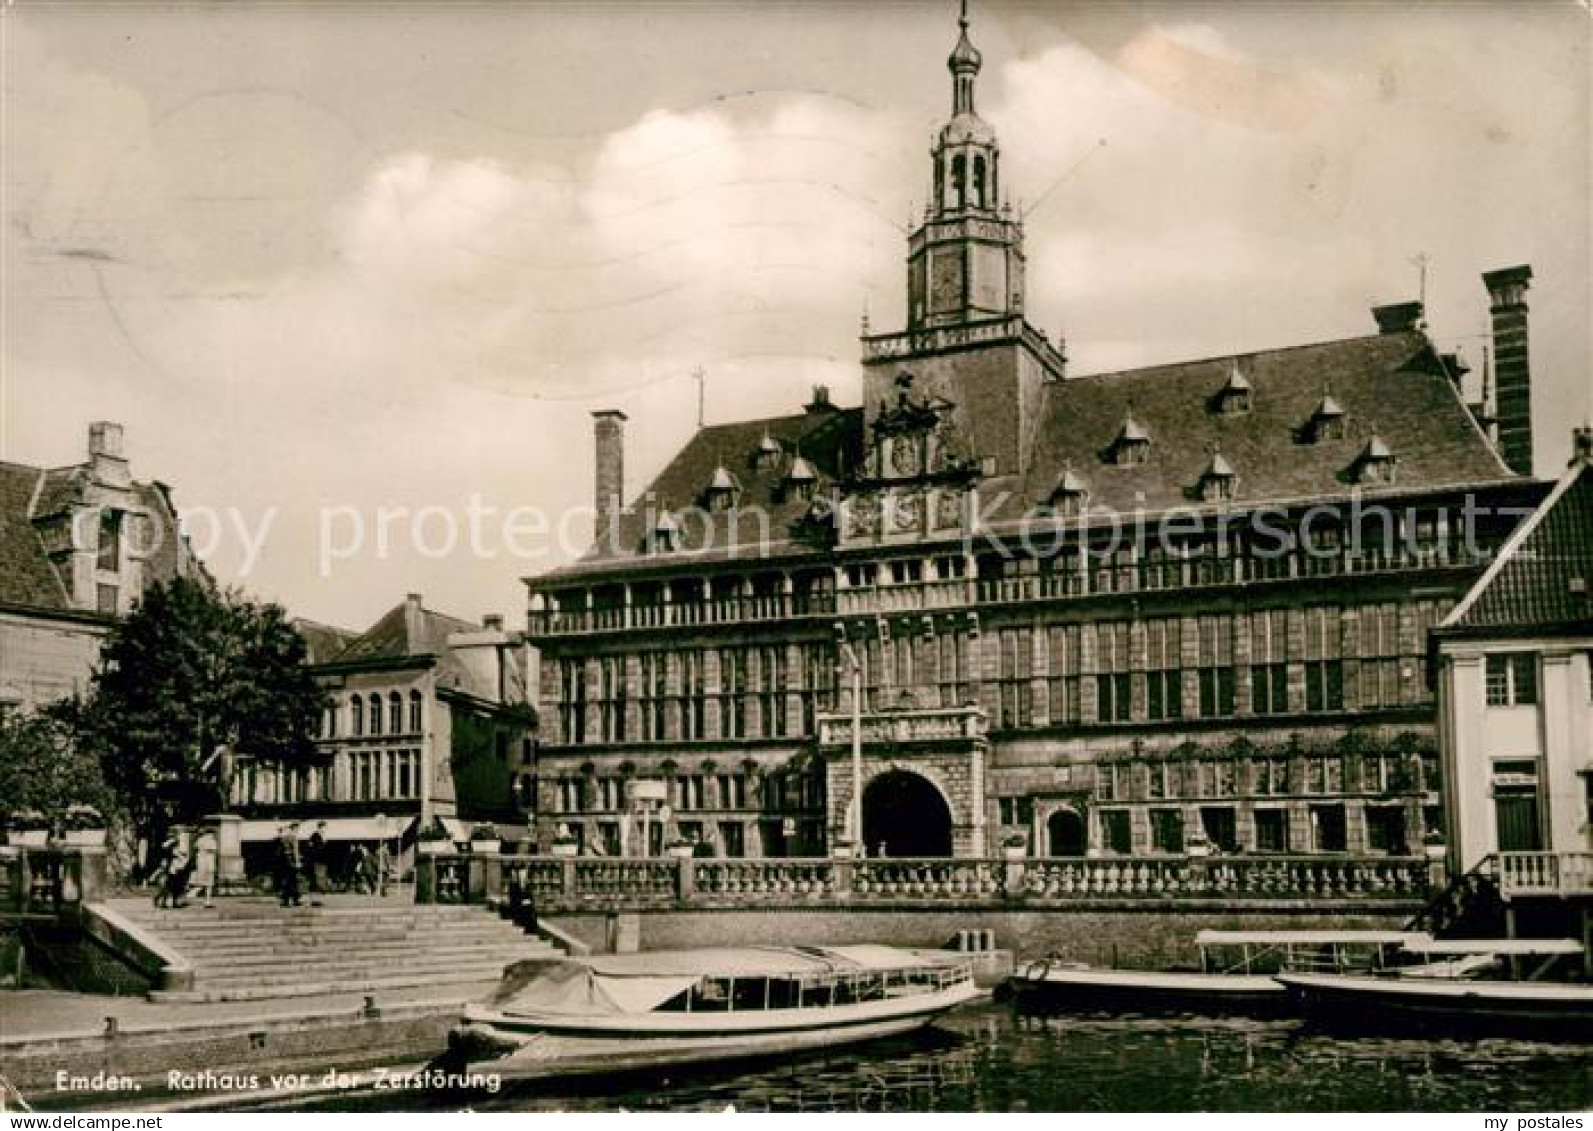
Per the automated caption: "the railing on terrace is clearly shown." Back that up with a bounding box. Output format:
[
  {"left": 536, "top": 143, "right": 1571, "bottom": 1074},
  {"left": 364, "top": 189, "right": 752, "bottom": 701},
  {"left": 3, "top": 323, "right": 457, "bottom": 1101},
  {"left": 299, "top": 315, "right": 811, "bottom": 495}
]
[
  {"left": 1491, "top": 851, "right": 1593, "bottom": 898},
  {"left": 0, "top": 847, "right": 107, "bottom": 918},
  {"left": 415, "top": 851, "right": 1433, "bottom": 909},
  {"left": 529, "top": 545, "right": 1488, "bottom": 635}
]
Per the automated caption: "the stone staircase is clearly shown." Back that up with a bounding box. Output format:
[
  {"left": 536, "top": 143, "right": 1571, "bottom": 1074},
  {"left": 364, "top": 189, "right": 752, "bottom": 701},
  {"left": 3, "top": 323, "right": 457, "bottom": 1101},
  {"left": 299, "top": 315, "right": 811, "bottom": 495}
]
[{"left": 102, "top": 897, "right": 559, "bottom": 1003}]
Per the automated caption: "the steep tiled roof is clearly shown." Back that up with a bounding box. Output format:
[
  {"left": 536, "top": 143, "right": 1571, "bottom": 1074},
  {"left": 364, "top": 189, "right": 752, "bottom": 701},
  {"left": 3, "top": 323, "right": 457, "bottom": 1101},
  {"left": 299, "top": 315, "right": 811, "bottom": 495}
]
[
  {"left": 584, "top": 406, "right": 860, "bottom": 563},
  {"left": 549, "top": 327, "right": 1517, "bottom": 581},
  {"left": 0, "top": 462, "right": 68, "bottom": 609},
  {"left": 331, "top": 599, "right": 479, "bottom": 665},
  {"left": 292, "top": 617, "right": 360, "bottom": 665},
  {"left": 1443, "top": 459, "right": 1593, "bottom": 631},
  {"left": 1014, "top": 330, "right": 1511, "bottom": 516}
]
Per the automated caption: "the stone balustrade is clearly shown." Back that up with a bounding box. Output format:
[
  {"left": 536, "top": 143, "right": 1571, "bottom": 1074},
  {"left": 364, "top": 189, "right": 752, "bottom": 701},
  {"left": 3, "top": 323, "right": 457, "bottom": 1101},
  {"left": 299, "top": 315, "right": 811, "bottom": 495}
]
[
  {"left": 416, "top": 850, "right": 1431, "bottom": 912},
  {"left": 1493, "top": 851, "right": 1593, "bottom": 897},
  {"left": 0, "top": 846, "right": 107, "bottom": 919}
]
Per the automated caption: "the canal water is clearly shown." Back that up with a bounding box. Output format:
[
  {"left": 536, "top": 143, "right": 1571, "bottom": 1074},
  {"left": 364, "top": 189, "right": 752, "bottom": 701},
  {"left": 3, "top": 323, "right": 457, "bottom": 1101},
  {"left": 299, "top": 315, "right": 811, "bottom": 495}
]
[{"left": 297, "top": 1002, "right": 1593, "bottom": 1112}]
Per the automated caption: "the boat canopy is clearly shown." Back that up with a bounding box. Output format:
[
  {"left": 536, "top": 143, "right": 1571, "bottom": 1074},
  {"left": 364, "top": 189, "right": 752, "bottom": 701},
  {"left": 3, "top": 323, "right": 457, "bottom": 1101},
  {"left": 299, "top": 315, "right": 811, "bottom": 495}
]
[
  {"left": 1195, "top": 930, "right": 1430, "bottom": 947},
  {"left": 1399, "top": 938, "right": 1584, "bottom": 956},
  {"left": 487, "top": 947, "right": 961, "bottom": 1017}
]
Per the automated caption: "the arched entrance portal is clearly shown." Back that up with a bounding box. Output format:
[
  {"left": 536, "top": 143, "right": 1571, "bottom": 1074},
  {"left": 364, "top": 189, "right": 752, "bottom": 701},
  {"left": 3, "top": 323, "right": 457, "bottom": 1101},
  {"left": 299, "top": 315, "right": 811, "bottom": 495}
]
[
  {"left": 862, "top": 771, "right": 952, "bottom": 857},
  {"left": 1046, "top": 808, "right": 1086, "bottom": 857}
]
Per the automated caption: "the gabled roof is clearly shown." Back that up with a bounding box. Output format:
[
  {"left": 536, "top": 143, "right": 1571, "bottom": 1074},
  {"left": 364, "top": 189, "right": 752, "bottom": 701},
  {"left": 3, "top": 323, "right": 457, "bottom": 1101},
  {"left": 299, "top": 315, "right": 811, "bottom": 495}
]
[
  {"left": 0, "top": 453, "right": 200, "bottom": 614},
  {"left": 1441, "top": 456, "right": 1593, "bottom": 633},
  {"left": 332, "top": 599, "right": 479, "bottom": 665},
  {"left": 0, "top": 462, "right": 69, "bottom": 610},
  {"left": 292, "top": 617, "right": 360, "bottom": 665},
  {"left": 1202, "top": 449, "right": 1236, "bottom": 479}
]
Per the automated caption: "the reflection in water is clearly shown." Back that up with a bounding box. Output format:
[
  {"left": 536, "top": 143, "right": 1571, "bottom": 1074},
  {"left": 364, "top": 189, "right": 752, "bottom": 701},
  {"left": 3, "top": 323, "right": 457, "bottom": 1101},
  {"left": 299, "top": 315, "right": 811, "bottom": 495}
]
[{"left": 293, "top": 1003, "right": 1593, "bottom": 1113}]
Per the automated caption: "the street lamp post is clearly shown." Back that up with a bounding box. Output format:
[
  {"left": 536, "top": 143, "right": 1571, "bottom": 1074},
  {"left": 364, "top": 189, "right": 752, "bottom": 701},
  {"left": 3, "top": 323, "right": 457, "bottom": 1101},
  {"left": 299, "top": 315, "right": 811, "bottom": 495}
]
[{"left": 837, "top": 637, "right": 863, "bottom": 850}]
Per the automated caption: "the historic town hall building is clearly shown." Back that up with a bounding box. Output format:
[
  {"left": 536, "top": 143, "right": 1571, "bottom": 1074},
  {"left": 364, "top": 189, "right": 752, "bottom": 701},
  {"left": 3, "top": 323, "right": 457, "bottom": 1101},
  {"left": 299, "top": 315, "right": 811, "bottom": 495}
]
[{"left": 524, "top": 13, "right": 1548, "bottom": 862}]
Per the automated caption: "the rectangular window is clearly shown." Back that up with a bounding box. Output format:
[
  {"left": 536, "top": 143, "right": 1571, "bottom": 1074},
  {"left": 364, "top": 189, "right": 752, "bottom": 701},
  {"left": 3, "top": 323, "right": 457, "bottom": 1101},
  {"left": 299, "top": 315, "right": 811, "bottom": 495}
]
[
  {"left": 1254, "top": 809, "right": 1288, "bottom": 853},
  {"left": 1486, "top": 653, "right": 1540, "bottom": 706},
  {"left": 1099, "top": 810, "right": 1132, "bottom": 854},
  {"left": 1311, "top": 804, "right": 1347, "bottom": 852},
  {"left": 1200, "top": 806, "right": 1238, "bottom": 852},
  {"left": 97, "top": 510, "right": 122, "bottom": 572},
  {"left": 1145, "top": 618, "right": 1182, "bottom": 721},
  {"left": 1046, "top": 625, "right": 1081, "bottom": 725},
  {"left": 1095, "top": 622, "right": 1132, "bottom": 722},
  {"left": 1150, "top": 808, "right": 1183, "bottom": 854},
  {"left": 1097, "top": 673, "right": 1132, "bottom": 723},
  {"left": 996, "top": 628, "right": 1033, "bottom": 729},
  {"left": 1366, "top": 806, "right": 1407, "bottom": 853},
  {"left": 1251, "top": 664, "right": 1288, "bottom": 715},
  {"left": 1305, "top": 660, "right": 1344, "bottom": 712},
  {"left": 96, "top": 583, "right": 119, "bottom": 614},
  {"left": 561, "top": 660, "right": 587, "bottom": 745},
  {"left": 722, "top": 648, "right": 747, "bottom": 739}
]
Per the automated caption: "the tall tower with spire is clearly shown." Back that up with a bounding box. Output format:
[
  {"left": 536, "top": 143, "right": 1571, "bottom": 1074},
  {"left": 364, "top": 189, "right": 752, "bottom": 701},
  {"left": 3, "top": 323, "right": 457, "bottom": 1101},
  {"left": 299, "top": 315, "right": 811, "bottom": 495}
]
[
  {"left": 860, "top": 2, "right": 1059, "bottom": 478},
  {"left": 906, "top": 1, "right": 1026, "bottom": 330}
]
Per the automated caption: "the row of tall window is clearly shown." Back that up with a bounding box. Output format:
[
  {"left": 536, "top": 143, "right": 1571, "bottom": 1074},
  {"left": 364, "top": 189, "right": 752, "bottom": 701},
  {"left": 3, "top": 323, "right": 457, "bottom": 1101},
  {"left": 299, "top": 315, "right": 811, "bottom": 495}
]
[
  {"left": 991, "top": 602, "right": 1448, "bottom": 730},
  {"left": 550, "top": 771, "right": 765, "bottom": 813},
  {"left": 1095, "top": 750, "right": 1435, "bottom": 803},
  {"left": 558, "top": 645, "right": 837, "bottom": 745},
  {"left": 552, "top": 602, "right": 1449, "bottom": 744},
  {"left": 321, "top": 690, "right": 425, "bottom": 739}
]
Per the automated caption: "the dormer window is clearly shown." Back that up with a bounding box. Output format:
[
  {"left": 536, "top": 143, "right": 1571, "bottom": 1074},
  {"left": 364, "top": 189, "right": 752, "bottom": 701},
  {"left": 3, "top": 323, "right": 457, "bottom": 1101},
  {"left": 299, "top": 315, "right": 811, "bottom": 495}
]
[
  {"left": 1049, "top": 464, "right": 1089, "bottom": 518},
  {"left": 650, "top": 509, "right": 681, "bottom": 553},
  {"left": 1309, "top": 389, "right": 1347, "bottom": 443},
  {"left": 783, "top": 455, "right": 818, "bottom": 503},
  {"left": 1108, "top": 413, "right": 1151, "bottom": 467},
  {"left": 704, "top": 465, "right": 739, "bottom": 512},
  {"left": 1197, "top": 447, "right": 1237, "bottom": 503},
  {"left": 1214, "top": 364, "right": 1252, "bottom": 415},
  {"left": 1353, "top": 433, "right": 1397, "bottom": 485},
  {"left": 753, "top": 431, "right": 782, "bottom": 473}
]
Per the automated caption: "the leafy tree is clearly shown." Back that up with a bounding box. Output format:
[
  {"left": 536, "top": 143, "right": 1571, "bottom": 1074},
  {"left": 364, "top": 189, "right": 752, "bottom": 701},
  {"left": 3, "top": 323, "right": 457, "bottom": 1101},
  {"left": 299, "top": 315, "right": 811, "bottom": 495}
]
[
  {"left": 79, "top": 577, "right": 327, "bottom": 853},
  {"left": 0, "top": 704, "right": 115, "bottom": 835}
]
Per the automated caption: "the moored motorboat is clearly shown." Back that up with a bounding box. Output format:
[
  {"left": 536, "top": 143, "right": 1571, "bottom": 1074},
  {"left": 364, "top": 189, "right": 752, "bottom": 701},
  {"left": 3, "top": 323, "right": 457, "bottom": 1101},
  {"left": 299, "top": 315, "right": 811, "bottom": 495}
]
[
  {"left": 1279, "top": 938, "right": 1593, "bottom": 1040},
  {"left": 449, "top": 944, "right": 980, "bottom": 1080},
  {"left": 1011, "top": 930, "right": 1426, "bottom": 1016}
]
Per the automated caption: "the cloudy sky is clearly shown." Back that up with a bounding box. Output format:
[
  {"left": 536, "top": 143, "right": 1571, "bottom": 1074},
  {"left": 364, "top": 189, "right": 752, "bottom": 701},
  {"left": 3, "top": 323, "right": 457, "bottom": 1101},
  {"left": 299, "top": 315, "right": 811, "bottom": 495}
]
[{"left": 4, "top": 1, "right": 1588, "bottom": 631}]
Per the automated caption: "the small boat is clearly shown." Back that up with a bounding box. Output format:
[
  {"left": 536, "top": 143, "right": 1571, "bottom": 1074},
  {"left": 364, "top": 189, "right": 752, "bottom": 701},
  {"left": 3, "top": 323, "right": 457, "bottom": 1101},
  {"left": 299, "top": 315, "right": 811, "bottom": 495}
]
[
  {"left": 448, "top": 944, "right": 979, "bottom": 1080},
  {"left": 1011, "top": 930, "right": 1426, "bottom": 1016},
  {"left": 1279, "top": 937, "right": 1593, "bottom": 1040}
]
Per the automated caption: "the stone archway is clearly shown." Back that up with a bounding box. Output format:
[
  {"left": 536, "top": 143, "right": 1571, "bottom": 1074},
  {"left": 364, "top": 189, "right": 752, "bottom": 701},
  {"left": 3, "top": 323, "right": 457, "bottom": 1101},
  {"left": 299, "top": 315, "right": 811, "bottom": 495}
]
[
  {"left": 1046, "top": 807, "right": 1087, "bottom": 857},
  {"left": 863, "top": 770, "right": 953, "bottom": 857}
]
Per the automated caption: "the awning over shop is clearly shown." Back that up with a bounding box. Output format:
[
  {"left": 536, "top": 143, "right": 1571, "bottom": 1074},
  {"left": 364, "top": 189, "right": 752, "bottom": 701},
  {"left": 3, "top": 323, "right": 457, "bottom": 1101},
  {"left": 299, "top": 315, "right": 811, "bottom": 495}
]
[{"left": 239, "top": 816, "right": 417, "bottom": 843}]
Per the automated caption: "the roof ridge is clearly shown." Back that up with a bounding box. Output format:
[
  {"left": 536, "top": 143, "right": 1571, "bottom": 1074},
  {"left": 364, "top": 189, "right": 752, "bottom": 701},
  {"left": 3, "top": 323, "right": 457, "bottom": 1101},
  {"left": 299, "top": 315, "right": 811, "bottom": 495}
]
[{"left": 1063, "top": 329, "right": 1417, "bottom": 384}]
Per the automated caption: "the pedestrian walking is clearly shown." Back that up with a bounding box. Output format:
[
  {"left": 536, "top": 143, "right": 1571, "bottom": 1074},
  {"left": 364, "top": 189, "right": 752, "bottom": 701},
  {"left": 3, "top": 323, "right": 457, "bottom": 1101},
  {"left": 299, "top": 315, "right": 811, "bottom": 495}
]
[{"left": 190, "top": 827, "right": 218, "bottom": 907}]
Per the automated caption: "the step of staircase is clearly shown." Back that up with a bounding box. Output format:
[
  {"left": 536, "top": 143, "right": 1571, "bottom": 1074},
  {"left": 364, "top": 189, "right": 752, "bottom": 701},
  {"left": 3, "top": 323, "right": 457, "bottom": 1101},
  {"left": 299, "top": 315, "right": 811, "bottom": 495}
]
[{"left": 100, "top": 897, "right": 559, "bottom": 1004}]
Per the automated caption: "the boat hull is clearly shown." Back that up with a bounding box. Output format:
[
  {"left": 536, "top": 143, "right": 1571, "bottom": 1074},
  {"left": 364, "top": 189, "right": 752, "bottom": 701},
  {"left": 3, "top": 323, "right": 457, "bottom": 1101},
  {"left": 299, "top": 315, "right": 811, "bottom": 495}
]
[
  {"left": 454, "top": 984, "right": 980, "bottom": 1080},
  {"left": 1278, "top": 973, "right": 1593, "bottom": 1041},
  {"left": 1012, "top": 964, "right": 1288, "bottom": 1016}
]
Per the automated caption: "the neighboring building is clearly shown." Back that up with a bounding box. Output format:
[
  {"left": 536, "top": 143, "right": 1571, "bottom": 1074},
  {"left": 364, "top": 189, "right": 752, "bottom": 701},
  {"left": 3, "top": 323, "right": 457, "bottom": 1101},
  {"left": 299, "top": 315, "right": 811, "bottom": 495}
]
[
  {"left": 0, "top": 422, "right": 203, "bottom": 713},
  {"left": 230, "top": 594, "right": 536, "bottom": 873},
  {"left": 1433, "top": 428, "right": 1593, "bottom": 873},
  {"left": 523, "top": 13, "right": 1549, "bottom": 861}
]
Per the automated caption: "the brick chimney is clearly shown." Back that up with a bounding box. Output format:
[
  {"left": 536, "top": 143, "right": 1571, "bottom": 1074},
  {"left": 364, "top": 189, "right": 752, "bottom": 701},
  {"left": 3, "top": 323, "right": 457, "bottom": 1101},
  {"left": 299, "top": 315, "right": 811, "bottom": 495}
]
[
  {"left": 1370, "top": 301, "right": 1423, "bottom": 335},
  {"left": 87, "top": 421, "right": 130, "bottom": 487},
  {"left": 1482, "top": 264, "right": 1534, "bottom": 476},
  {"left": 592, "top": 410, "right": 627, "bottom": 541},
  {"left": 404, "top": 593, "right": 424, "bottom": 649},
  {"left": 482, "top": 613, "right": 504, "bottom": 631},
  {"left": 805, "top": 385, "right": 836, "bottom": 414}
]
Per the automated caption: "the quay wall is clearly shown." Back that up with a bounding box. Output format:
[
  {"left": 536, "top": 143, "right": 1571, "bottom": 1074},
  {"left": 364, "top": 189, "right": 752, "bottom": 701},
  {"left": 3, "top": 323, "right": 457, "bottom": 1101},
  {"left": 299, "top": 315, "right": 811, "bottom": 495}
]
[
  {"left": 1, "top": 1001, "right": 457, "bottom": 1109},
  {"left": 547, "top": 902, "right": 1419, "bottom": 967}
]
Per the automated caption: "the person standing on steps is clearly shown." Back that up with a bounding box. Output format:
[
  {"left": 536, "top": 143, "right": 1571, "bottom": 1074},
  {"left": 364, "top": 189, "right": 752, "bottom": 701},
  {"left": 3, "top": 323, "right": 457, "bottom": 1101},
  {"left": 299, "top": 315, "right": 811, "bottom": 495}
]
[
  {"left": 275, "top": 821, "right": 303, "bottom": 907},
  {"left": 190, "top": 827, "right": 218, "bottom": 908},
  {"left": 306, "top": 821, "right": 328, "bottom": 905}
]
